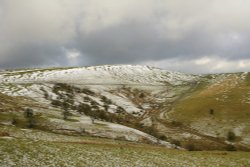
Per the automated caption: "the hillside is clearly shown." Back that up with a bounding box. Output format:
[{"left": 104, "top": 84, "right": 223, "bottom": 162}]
[
  {"left": 1, "top": 65, "right": 250, "bottom": 154},
  {"left": 167, "top": 72, "right": 250, "bottom": 150}
]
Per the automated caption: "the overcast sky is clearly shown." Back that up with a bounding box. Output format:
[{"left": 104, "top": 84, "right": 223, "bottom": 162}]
[{"left": 1, "top": 0, "right": 250, "bottom": 73}]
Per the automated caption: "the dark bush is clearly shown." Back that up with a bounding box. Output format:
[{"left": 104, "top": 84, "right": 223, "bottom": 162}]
[
  {"left": 171, "top": 121, "right": 183, "bottom": 127},
  {"left": 24, "top": 108, "right": 33, "bottom": 118},
  {"left": 40, "top": 87, "right": 49, "bottom": 99},
  {"left": 185, "top": 144, "right": 195, "bottom": 151},
  {"left": 209, "top": 109, "right": 214, "bottom": 115},
  {"left": 81, "top": 89, "right": 95, "bottom": 96},
  {"left": 139, "top": 93, "right": 145, "bottom": 98},
  {"left": 53, "top": 83, "right": 74, "bottom": 94},
  {"left": 83, "top": 96, "right": 91, "bottom": 102},
  {"left": 0, "top": 132, "right": 10, "bottom": 137},
  {"left": 101, "top": 96, "right": 112, "bottom": 105},
  {"left": 227, "top": 131, "right": 236, "bottom": 141},
  {"left": 116, "top": 106, "right": 125, "bottom": 113},
  {"left": 226, "top": 144, "right": 237, "bottom": 151},
  {"left": 63, "top": 110, "right": 70, "bottom": 120},
  {"left": 77, "top": 103, "right": 91, "bottom": 115},
  {"left": 24, "top": 108, "right": 36, "bottom": 128},
  {"left": 90, "top": 100, "right": 99, "bottom": 106},
  {"left": 171, "top": 139, "right": 181, "bottom": 146},
  {"left": 103, "top": 104, "right": 109, "bottom": 111},
  {"left": 159, "top": 135, "right": 167, "bottom": 141},
  {"left": 27, "top": 117, "right": 36, "bottom": 128},
  {"left": 11, "top": 117, "right": 18, "bottom": 125},
  {"left": 51, "top": 100, "right": 62, "bottom": 107}
]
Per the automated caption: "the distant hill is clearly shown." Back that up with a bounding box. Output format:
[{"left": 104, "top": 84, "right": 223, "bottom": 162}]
[{"left": 0, "top": 65, "right": 250, "bottom": 151}]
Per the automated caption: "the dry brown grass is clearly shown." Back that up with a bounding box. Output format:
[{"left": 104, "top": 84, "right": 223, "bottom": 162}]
[{"left": 0, "top": 131, "right": 10, "bottom": 137}]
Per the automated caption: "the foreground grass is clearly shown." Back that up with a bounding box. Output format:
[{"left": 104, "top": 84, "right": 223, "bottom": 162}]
[
  {"left": 0, "top": 119, "right": 250, "bottom": 167},
  {"left": 1, "top": 138, "right": 250, "bottom": 167}
]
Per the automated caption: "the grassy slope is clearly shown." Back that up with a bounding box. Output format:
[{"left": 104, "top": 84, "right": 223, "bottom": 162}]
[
  {"left": 0, "top": 93, "right": 25, "bottom": 112},
  {"left": 0, "top": 125, "right": 250, "bottom": 167},
  {"left": 168, "top": 73, "right": 250, "bottom": 139},
  {"left": 1, "top": 69, "right": 250, "bottom": 166}
]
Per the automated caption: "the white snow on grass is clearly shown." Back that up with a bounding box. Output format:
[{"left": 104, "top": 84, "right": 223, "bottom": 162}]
[
  {"left": 101, "top": 91, "right": 141, "bottom": 115},
  {"left": 0, "top": 65, "right": 198, "bottom": 117},
  {"left": 107, "top": 122, "right": 174, "bottom": 147},
  {"left": 0, "top": 65, "right": 198, "bottom": 86}
]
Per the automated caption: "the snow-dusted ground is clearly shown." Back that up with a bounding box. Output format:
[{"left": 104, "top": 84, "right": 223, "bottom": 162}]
[
  {"left": 0, "top": 65, "right": 198, "bottom": 117},
  {"left": 0, "top": 65, "right": 198, "bottom": 86},
  {"left": 1, "top": 136, "right": 250, "bottom": 167},
  {"left": 2, "top": 65, "right": 250, "bottom": 150},
  {"left": 50, "top": 115, "right": 170, "bottom": 145}
]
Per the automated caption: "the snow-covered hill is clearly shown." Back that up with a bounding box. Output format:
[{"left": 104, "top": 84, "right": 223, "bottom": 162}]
[
  {"left": 0, "top": 65, "right": 198, "bottom": 148},
  {"left": 1, "top": 65, "right": 250, "bottom": 151},
  {"left": 0, "top": 65, "right": 198, "bottom": 86},
  {"left": 0, "top": 65, "right": 198, "bottom": 116}
]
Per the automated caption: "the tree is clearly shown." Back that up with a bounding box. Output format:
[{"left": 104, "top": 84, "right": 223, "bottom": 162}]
[
  {"left": 62, "top": 101, "right": 71, "bottom": 120},
  {"left": 116, "top": 106, "right": 125, "bottom": 113},
  {"left": 103, "top": 104, "right": 109, "bottom": 111},
  {"left": 27, "top": 117, "right": 36, "bottom": 128},
  {"left": 209, "top": 109, "right": 214, "bottom": 115},
  {"left": 11, "top": 117, "right": 17, "bottom": 125},
  {"left": 91, "top": 117, "right": 95, "bottom": 124},
  {"left": 139, "top": 93, "right": 145, "bottom": 98},
  {"left": 63, "top": 109, "right": 70, "bottom": 120},
  {"left": 24, "top": 108, "right": 35, "bottom": 128},
  {"left": 24, "top": 108, "right": 33, "bottom": 118}
]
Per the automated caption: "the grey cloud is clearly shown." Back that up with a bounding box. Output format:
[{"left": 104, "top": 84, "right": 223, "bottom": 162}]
[
  {"left": 75, "top": 21, "right": 219, "bottom": 65},
  {"left": 0, "top": 43, "right": 67, "bottom": 69},
  {"left": 1, "top": 0, "right": 250, "bottom": 73}
]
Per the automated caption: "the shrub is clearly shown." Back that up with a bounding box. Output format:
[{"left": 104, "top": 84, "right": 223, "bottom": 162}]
[
  {"left": 139, "top": 93, "right": 145, "bottom": 98},
  {"left": 11, "top": 117, "right": 18, "bottom": 125},
  {"left": 51, "top": 100, "right": 61, "bottom": 107},
  {"left": 0, "top": 132, "right": 10, "bottom": 137},
  {"left": 83, "top": 96, "right": 91, "bottom": 102},
  {"left": 24, "top": 108, "right": 33, "bottom": 118},
  {"left": 116, "top": 106, "right": 125, "bottom": 113},
  {"left": 52, "top": 83, "right": 74, "bottom": 94},
  {"left": 101, "top": 96, "right": 112, "bottom": 105},
  {"left": 209, "top": 109, "right": 214, "bottom": 115},
  {"left": 103, "top": 104, "right": 109, "bottom": 111},
  {"left": 63, "top": 110, "right": 70, "bottom": 120},
  {"left": 185, "top": 144, "right": 195, "bottom": 151},
  {"left": 78, "top": 103, "right": 91, "bottom": 115},
  {"left": 81, "top": 89, "right": 95, "bottom": 96},
  {"left": 159, "top": 135, "right": 167, "bottom": 141},
  {"left": 62, "top": 101, "right": 71, "bottom": 110},
  {"left": 171, "top": 121, "right": 183, "bottom": 127},
  {"left": 227, "top": 131, "right": 236, "bottom": 141},
  {"left": 90, "top": 100, "right": 99, "bottom": 106},
  {"left": 40, "top": 87, "right": 49, "bottom": 99},
  {"left": 171, "top": 139, "right": 181, "bottom": 146},
  {"left": 226, "top": 144, "right": 237, "bottom": 151},
  {"left": 27, "top": 117, "right": 36, "bottom": 128}
]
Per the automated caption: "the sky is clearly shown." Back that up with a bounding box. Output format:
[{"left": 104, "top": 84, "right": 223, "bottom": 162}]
[{"left": 1, "top": 0, "right": 250, "bottom": 73}]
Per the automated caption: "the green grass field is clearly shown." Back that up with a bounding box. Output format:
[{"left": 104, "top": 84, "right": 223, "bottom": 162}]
[
  {"left": 1, "top": 124, "right": 250, "bottom": 167},
  {"left": 169, "top": 73, "right": 250, "bottom": 123},
  {"left": 1, "top": 138, "right": 250, "bottom": 167}
]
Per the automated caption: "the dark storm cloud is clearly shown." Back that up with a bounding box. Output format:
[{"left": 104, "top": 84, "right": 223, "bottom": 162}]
[
  {"left": 1, "top": 0, "right": 250, "bottom": 73},
  {"left": 75, "top": 21, "right": 218, "bottom": 65},
  {"left": 0, "top": 43, "right": 67, "bottom": 69}
]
